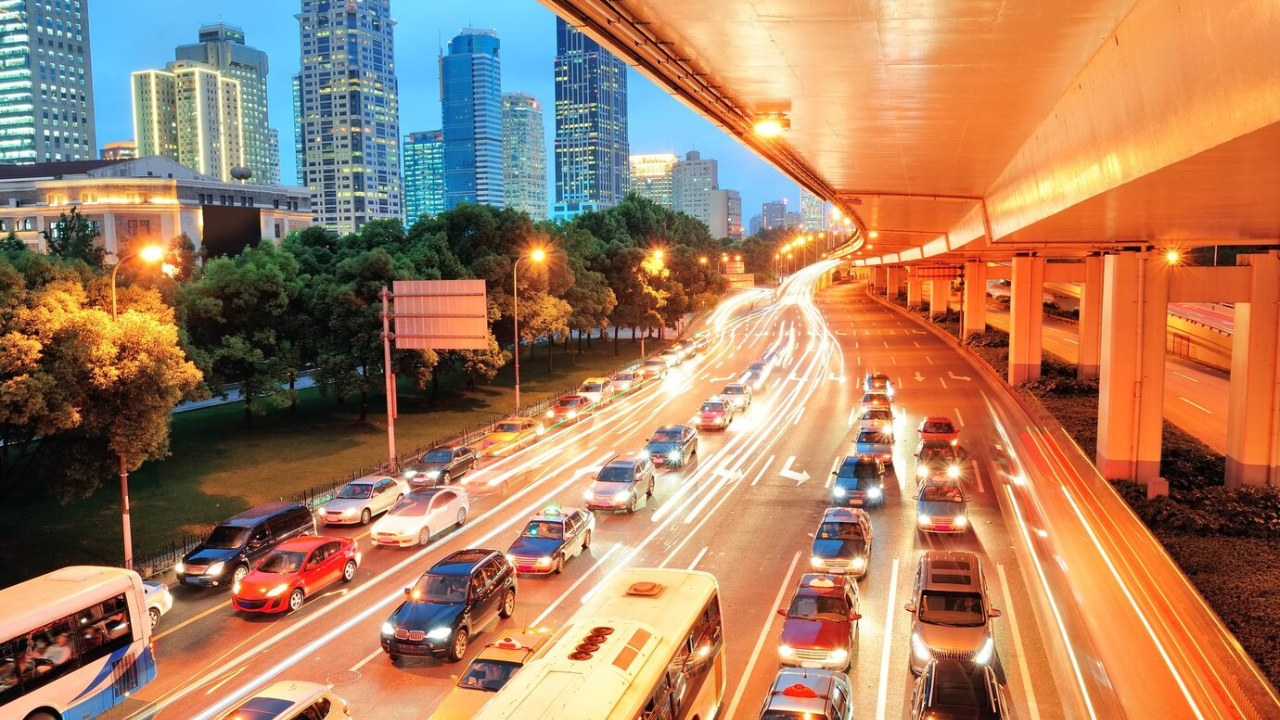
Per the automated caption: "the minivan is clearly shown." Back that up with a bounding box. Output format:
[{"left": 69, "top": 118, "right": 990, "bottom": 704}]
[
  {"left": 904, "top": 551, "right": 1001, "bottom": 675},
  {"left": 176, "top": 502, "right": 316, "bottom": 588}
]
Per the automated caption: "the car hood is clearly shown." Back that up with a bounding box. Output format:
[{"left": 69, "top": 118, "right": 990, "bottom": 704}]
[
  {"left": 372, "top": 513, "right": 424, "bottom": 536},
  {"left": 431, "top": 688, "right": 491, "bottom": 720},
  {"left": 811, "top": 538, "right": 868, "bottom": 560},
  {"left": 390, "top": 600, "right": 464, "bottom": 632},
  {"left": 412, "top": 462, "right": 450, "bottom": 474},
  {"left": 699, "top": 410, "right": 725, "bottom": 418},
  {"left": 781, "top": 618, "right": 849, "bottom": 651},
  {"left": 508, "top": 536, "right": 562, "bottom": 558},
  {"left": 918, "top": 500, "right": 967, "bottom": 517},
  {"left": 589, "top": 481, "right": 634, "bottom": 495},
  {"left": 835, "top": 477, "right": 881, "bottom": 493},
  {"left": 321, "top": 497, "right": 368, "bottom": 513},
  {"left": 479, "top": 432, "right": 517, "bottom": 446},
  {"left": 647, "top": 441, "right": 679, "bottom": 454},
  {"left": 915, "top": 621, "right": 989, "bottom": 654},
  {"left": 182, "top": 546, "right": 239, "bottom": 566},
  {"left": 236, "top": 571, "right": 296, "bottom": 599}
]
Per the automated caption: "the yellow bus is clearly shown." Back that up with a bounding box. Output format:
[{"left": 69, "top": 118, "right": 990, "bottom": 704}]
[{"left": 471, "top": 568, "right": 725, "bottom": 720}]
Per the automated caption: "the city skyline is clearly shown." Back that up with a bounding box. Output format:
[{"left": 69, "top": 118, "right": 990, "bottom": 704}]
[{"left": 84, "top": 0, "right": 802, "bottom": 225}]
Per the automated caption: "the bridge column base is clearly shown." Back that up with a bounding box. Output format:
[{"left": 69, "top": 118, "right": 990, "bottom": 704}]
[
  {"left": 928, "top": 279, "right": 950, "bottom": 318},
  {"left": 963, "top": 262, "right": 987, "bottom": 338},
  {"left": 1225, "top": 252, "right": 1280, "bottom": 488},
  {"left": 906, "top": 278, "right": 923, "bottom": 307},
  {"left": 1009, "top": 256, "right": 1045, "bottom": 385},
  {"left": 1077, "top": 255, "right": 1104, "bottom": 379},
  {"left": 886, "top": 266, "right": 903, "bottom": 300}
]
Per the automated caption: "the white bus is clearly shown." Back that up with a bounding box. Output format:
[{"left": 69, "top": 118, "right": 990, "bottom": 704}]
[
  {"left": 0, "top": 566, "right": 157, "bottom": 720},
  {"left": 472, "top": 568, "right": 725, "bottom": 720}
]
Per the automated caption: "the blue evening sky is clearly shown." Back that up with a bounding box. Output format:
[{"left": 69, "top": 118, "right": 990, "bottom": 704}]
[{"left": 88, "top": 0, "right": 801, "bottom": 223}]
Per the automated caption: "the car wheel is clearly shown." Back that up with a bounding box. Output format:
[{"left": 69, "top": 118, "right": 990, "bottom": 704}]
[
  {"left": 498, "top": 589, "right": 516, "bottom": 619},
  {"left": 360, "top": 508, "right": 372, "bottom": 525},
  {"left": 288, "top": 588, "right": 305, "bottom": 612},
  {"left": 627, "top": 494, "right": 638, "bottom": 513},
  {"left": 553, "top": 554, "right": 565, "bottom": 574},
  {"left": 232, "top": 564, "right": 249, "bottom": 585},
  {"left": 418, "top": 527, "right": 431, "bottom": 546},
  {"left": 647, "top": 479, "right": 655, "bottom": 498},
  {"left": 396, "top": 493, "right": 404, "bottom": 503},
  {"left": 148, "top": 607, "right": 161, "bottom": 629},
  {"left": 342, "top": 559, "right": 357, "bottom": 582},
  {"left": 456, "top": 507, "right": 467, "bottom": 527},
  {"left": 442, "top": 471, "right": 452, "bottom": 485},
  {"left": 447, "top": 628, "right": 469, "bottom": 662},
  {"left": 582, "top": 530, "right": 592, "bottom": 550}
]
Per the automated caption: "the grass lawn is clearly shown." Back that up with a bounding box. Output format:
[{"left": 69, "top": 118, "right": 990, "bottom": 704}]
[{"left": 0, "top": 334, "right": 664, "bottom": 586}]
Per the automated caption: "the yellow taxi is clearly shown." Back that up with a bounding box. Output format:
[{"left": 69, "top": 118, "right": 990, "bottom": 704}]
[{"left": 429, "top": 630, "right": 553, "bottom": 719}]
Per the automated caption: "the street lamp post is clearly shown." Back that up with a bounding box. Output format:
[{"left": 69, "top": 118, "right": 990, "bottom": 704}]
[
  {"left": 512, "top": 248, "right": 547, "bottom": 413},
  {"left": 109, "top": 244, "right": 165, "bottom": 570}
]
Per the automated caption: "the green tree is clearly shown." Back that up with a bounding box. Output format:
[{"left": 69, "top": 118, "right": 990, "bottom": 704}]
[
  {"left": 43, "top": 206, "right": 106, "bottom": 269},
  {"left": 1, "top": 228, "right": 25, "bottom": 255},
  {"left": 448, "top": 335, "right": 510, "bottom": 391},
  {"left": 169, "top": 233, "right": 200, "bottom": 282}
]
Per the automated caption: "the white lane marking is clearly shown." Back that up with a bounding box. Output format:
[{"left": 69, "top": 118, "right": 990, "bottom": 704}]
[
  {"left": 890, "top": 356, "right": 898, "bottom": 365},
  {"left": 848, "top": 407, "right": 857, "bottom": 426},
  {"left": 793, "top": 407, "right": 804, "bottom": 425},
  {"left": 724, "top": 551, "right": 802, "bottom": 720},
  {"left": 686, "top": 546, "right": 709, "bottom": 571},
  {"left": 883, "top": 340, "right": 889, "bottom": 347},
  {"left": 1172, "top": 370, "right": 1201, "bottom": 383},
  {"left": 534, "top": 543, "right": 623, "bottom": 624},
  {"left": 1179, "top": 397, "right": 1212, "bottom": 414},
  {"left": 750, "top": 456, "right": 776, "bottom": 487},
  {"left": 874, "top": 557, "right": 902, "bottom": 720},
  {"left": 913, "top": 341, "right": 920, "bottom": 348},
  {"left": 349, "top": 648, "right": 382, "bottom": 673},
  {"left": 940, "top": 378, "right": 948, "bottom": 389},
  {"left": 973, "top": 464, "right": 986, "bottom": 494},
  {"left": 1063, "top": 338, "right": 1079, "bottom": 344},
  {"left": 826, "top": 456, "right": 841, "bottom": 488},
  {"left": 926, "top": 356, "right": 934, "bottom": 365},
  {"left": 998, "top": 562, "right": 1043, "bottom": 720},
  {"left": 954, "top": 408, "right": 965, "bottom": 427}
]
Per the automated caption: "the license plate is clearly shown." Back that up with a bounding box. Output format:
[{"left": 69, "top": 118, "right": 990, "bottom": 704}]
[
  {"left": 934, "top": 525, "right": 950, "bottom": 531},
  {"left": 850, "top": 499, "right": 863, "bottom": 506},
  {"left": 801, "top": 661, "right": 823, "bottom": 668}
]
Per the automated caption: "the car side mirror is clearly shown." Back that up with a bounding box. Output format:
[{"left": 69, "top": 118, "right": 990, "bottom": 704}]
[
  {"left": 904, "top": 603, "right": 917, "bottom": 613},
  {"left": 806, "top": 532, "right": 815, "bottom": 538},
  {"left": 776, "top": 608, "right": 787, "bottom": 617},
  {"left": 830, "top": 470, "right": 838, "bottom": 476},
  {"left": 849, "top": 612, "right": 862, "bottom": 621},
  {"left": 989, "top": 608, "right": 1002, "bottom": 618},
  {"left": 403, "top": 587, "right": 412, "bottom": 598}
]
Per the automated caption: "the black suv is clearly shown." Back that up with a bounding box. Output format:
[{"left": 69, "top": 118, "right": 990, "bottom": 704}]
[
  {"left": 910, "top": 659, "right": 1011, "bottom": 719},
  {"left": 380, "top": 549, "right": 516, "bottom": 663},
  {"left": 176, "top": 502, "right": 315, "bottom": 588}
]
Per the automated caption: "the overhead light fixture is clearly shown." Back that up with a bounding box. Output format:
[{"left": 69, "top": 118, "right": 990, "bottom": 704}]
[
  {"left": 868, "top": 231, "right": 879, "bottom": 239},
  {"left": 753, "top": 113, "right": 790, "bottom": 137}
]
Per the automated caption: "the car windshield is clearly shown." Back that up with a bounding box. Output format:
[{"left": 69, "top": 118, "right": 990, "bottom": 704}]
[
  {"left": 869, "top": 377, "right": 888, "bottom": 388},
  {"left": 787, "top": 595, "right": 849, "bottom": 622},
  {"left": 644, "top": 360, "right": 664, "bottom": 368},
  {"left": 863, "top": 394, "right": 887, "bottom": 403},
  {"left": 857, "top": 431, "right": 890, "bottom": 444},
  {"left": 596, "top": 465, "right": 634, "bottom": 482},
  {"left": 582, "top": 383, "right": 602, "bottom": 392},
  {"left": 457, "top": 659, "right": 522, "bottom": 692},
  {"left": 337, "top": 483, "right": 374, "bottom": 499},
  {"left": 204, "top": 525, "right": 250, "bottom": 549},
  {"left": 722, "top": 386, "right": 744, "bottom": 395},
  {"left": 423, "top": 450, "right": 454, "bottom": 463},
  {"left": 390, "top": 494, "right": 434, "bottom": 515},
  {"left": 496, "top": 422, "right": 523, "bottom": 433},
  {"left": 650, "top": 430, "right": 682, "bottom": 443},
  {"left": 749, "top": 363, "right": 766, "bottom": 372},
  {"left": 557, "top": 398, "right": 582, "bottom": 408},
  {"left": 817, "top": 521, "right": 864, "bottom": 540},
  {"left": 921, "top": 448, "right": 957, "bottom": 463},
  {"left": 923, "top": 421, "right": 955, "bottom": 433},
  {"left": 760, "top": 711, "right": 823, "bottom": 720},
  {"left": 853, "top": 463, "right": 880, "bottom": 479},
  {"left": 701, "top": 402, "right": 726, "bottom": 413},
  {"left": 918, "top": 591, "right": 986, "bottom": 626},
  {"left": 521, "top": 521, "right": 563, "bottom": 540},
  {"left": 863, "top": 408, "right": 892, "bottom": 420},
  {"left": 920, "top": 485, "right": 965, "bottom": 502},
  {"left": 616, "top": 373, "right": 635, "bottom": 381},
  {"left": 258, "top": 550, "right": 307, "bottom": 574},
  {"left": 410, "top": 572, "right": 467, "bottom": 604}
]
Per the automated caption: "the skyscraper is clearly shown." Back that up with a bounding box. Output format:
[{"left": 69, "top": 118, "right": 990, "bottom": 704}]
[
  {"left": 404, "top": 130, "right": 445, "bottom": 226},
  {"left": 712, "top": 189, "right": 742, "bottom": 239},
  {"left": 502, "top": 92, "right": 546, "bottom": 219},
  {"left": 629, "top": 153, "right": 678, "bottom": 208},
  {"left": 175, "top": 23, "right": 279, "bottom": 185},
  {"left": 762, "top": 200, "right": 788, "bottom": 230},
  {"left": 0, "top": 0, "right": 97, "bottom": 163},
  {"left": 132, "top": 61, "right": 245, "bottom": 181},
  {"left": 295, "top": 0, "right": 401, "bottom": 233},
  {"left": 800, "top": 189, "right": 826, "bottom": 231},
  {"left": 441, "top": 28, "right": 503, "bottom": 210},
  {"left": 552, "top": 17, "right": 628, "bottom": 220},
  {"left": 672, "top": 150, "right": 717, "bottom": 224}
]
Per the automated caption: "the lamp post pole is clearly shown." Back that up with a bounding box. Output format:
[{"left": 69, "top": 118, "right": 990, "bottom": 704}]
[{"left": 512, "top": 250, "right": 547, "bottom": 412}]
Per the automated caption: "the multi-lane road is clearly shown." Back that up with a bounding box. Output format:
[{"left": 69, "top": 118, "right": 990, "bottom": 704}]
[{"left": 99, "top": 264, "right": 1275, "bottom": 720}]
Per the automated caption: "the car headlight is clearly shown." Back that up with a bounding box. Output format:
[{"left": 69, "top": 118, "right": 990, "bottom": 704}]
[
  {"left": 427, "top": 627, "right": 452, "bottom": 640},
  {"left": 912, "top": 633, "right": 932, "bottom": 661},
  {"left": 851, "top": 557, "right": 866, "bottom": 570},
  {"left": 207, "top": 562, "right": 225, "bottom": 576},
  {"left": 831, "top": 648, "right": 848, "bottom": 661},
  {"left": 670, "top": 450, "right": 682, "bottom": 462},
  {"left": 810, "top": 556, "right": 824, "bottom": 568},
  {"left": 867, "top": 486, "right": 883, "bottom": 499},
  {"left": 427, "top": 470, "right": 442, "bottom": 478},
  {"left": 546, "top": 410, "right": 555, "bottom": 418},
  {"left": 343, "top": 507, "right": 357, "bottom": 517},
  {"left": 615, "top": 489, "right": 632, "bottom": 499},
  {"left": 778, "top": 645, "right": 794, "bottom": 657},
  {"left": 232, "top": 581, "right": 241, "bottom": 594},
  {"left": 566, "top": 410, "right": 577, "bottom": 418},
  {"left": 583, "top": 490, "right": 594, "bottom": 501},
  {"left": 918, "top": 514, "right": 932, "bottom": 526},
  {"left": 536, "top": 556, "right": 552, "bottom": 566},
  {"left": 640, "top": 449, "right": 650, "bottom": 458},
  {"left": 916, "top": 466, "right": 929, "bottom": 478},
  {"left": 974, "top": 637, "right": 994, "bottom": 665},
  {"left": 381, "top": 622, "right": 394, "bottom": 636},
  {"left": 833, "top": 487, "right": 846, "bottom": 497},
  {"left": 954, "top": 515, "right": 968, "bottom": 527},
  {"left": 175, "top": 561, "right": 185, "bottom": 574},
  {"left": 947, "top": 465, "right": 961, "bottom": 479},
  {"left": 266, "top": 584, "right": 288, "bottom": 597}
]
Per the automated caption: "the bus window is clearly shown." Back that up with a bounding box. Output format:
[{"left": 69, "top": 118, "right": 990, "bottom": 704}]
[
  {"left": 76, "top": 594, "right": 133, "bottom": 663},
  {"left": 641, "top": 672, "right": 677, "bottom": 720}
]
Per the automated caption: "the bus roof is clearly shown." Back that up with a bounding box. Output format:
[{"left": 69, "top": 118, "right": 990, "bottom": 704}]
[{"left": 0, "top": 566, "right": 141, "bottom": 632}]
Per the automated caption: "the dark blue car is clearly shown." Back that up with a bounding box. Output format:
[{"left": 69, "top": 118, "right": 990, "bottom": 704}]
[
  {"left": 380, "top": 549, "right": 516, "bottom": 663},
  {"left": 645, "top": 424, "right": 698, "bottom": 468},
  {"left": 506, "top": 507, "right": 594, "bottom": 575}
]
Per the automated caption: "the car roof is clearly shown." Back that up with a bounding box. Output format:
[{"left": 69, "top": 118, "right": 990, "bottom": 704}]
[
  {"left": 654, "top": 424, "right": 690, "bottom": 433},
  {"left": 922, "top": 415, "right": 954, "bottom": 423},
  {"left": 767, "top": 668, "right": 847, "bottom": 713},
  {"left": 223, "top": 501, "right": 305, "bottom": 526},
  {"left": 867, "top": 372, "right": 891, "bottom": 380},
  {"left": 582, "top": 377, "right": 609, "bottom": 383},
  {"left": 557, "top": 394, "right": 585, "bottom": 402},
  {"left": 426, "top": 445, "right": 465, "bottom": 453},
  {"left": 604, "top": 453, "right": 645, "bottom": 467},
  {"left": 927, "top": 660, "right": 1001, "bottom": 714},
  {"left": 430, "top": 549, "right": 500, "bottom": 576},
  {"left": 348, "top": 475, "right": 393, "bottom": 485},
  {"left": 530, "top": 506, "right": 583, "bottom": 522},
  {"left": 643, "top": 358, "right": 666, "bottom": 364},
  {"left": 795, "top": 573, "right": 852, "bottom": 598},
  {"left": 722, "top": 383, "right": 747, "bottom": 390},
  {"left": 920, "top": 551, "right": 982, "bottom": 591},
  {"left": 821, "top": 507, "right": 867, "bottom": 523},
  {"left": 476, "top": 631, "right": 553, "bottom": 663},
  {"left": 242, "top": 680, "right": 329, "bottom": 707},
  {"left": 501, "top": 416, "right": 536, "bottom": 423},
  {"left": 271, "top": 535, "right": 338, "bottom": 553}
]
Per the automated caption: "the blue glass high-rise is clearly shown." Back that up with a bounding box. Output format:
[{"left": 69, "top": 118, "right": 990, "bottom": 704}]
[
  {"left": 404, "top": 130, "right": 446, "bottom": 226},
  {"left": 441, "top": 29, "right": 504, "bottom": 210}
]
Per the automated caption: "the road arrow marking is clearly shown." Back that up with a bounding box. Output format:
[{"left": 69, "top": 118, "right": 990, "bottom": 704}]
[
  {"left": 948, "top": 371, "right": 972, "bottom": 382},
  {"left": 714, "top": 466, "right": 744, "bottom": 480},
  {"left": 913, "top": 371, "right": 925, "bottom": 382},
  {"left": 779, "top": 456, "right": 811, "bottom": 486},
  {"left": 829, "top": 374, "right": 845, "bottom": 383},
  {"left": 710, "top": 375, "right": 736, "bottom": 382}
]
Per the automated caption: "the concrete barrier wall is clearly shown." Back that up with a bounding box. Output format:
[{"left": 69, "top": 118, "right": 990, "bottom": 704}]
[{"left": 1166, "top": 314, "right": 1232, "bottom": 372}]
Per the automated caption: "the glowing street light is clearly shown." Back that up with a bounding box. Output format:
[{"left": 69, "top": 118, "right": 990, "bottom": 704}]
[
  {"left": 110, "top": 244, "right": 165, "bottom": 320},
  {"left": 1164, "top": 249, "right": 1181, "bottom": 265},
  {"left": 868, "top": 231, "right": 879, "bottom": 239}
]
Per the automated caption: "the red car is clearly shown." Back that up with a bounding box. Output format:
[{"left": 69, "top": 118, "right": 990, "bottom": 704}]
[
  {"left": 232, "top": 536, "right": 360, "bottom": 614},
  {"left": 697, "top": 397, "right": 735, "bottom": 431},
  {"left": 776, "top": 574, "right": 861, "bottom": 671},
  {"left": 546, "top": 395, "right": 592, "bottom": 425},
  {"left": 918, "top": 416, "right": 961, "bottom": 445}
]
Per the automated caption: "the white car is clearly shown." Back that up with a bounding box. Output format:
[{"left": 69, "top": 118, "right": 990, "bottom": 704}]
[
  {"left": 143, "top": 581, "right": 172, "bottom": 629},
  {"left": 577, "top": 377, "right": 615, "bottom": 405},
  {"left": 371, "top": 487, "right": 470, "bottom": 547},
  {"left": 318, "top": 475, "right": 407, "bottom": 526},
  {"left": 215, "top": 680, "right": 349, "bottom": 720}
]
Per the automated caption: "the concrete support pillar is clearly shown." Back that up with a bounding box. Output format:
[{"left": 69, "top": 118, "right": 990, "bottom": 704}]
[
  {"left": 1097, "top": 252, "right": 1170, "bottom": 482},
  {"left": 963, "top": 262, "right": 988, "bottom": 337},
  {"left": 1008, "top": 256, "right": 1045, "bottom": 384},
  {"left": 886, "top": 266, "right": 903, "bottom": 299},
  {"left": 1077, "top": 255, "right": 1105, "bottom": 379},
  {"left": 928, "top": 279, "right": 950, "bottom": 317},
  {"left": 1225, "top": 253, "right": 1280, "bottom": 488},
  {"left": 872, "top": 267, "right": 888, "bottom": 294},
  {"left": 906, "top": 277, "right": 923, "bottom": 307}
]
